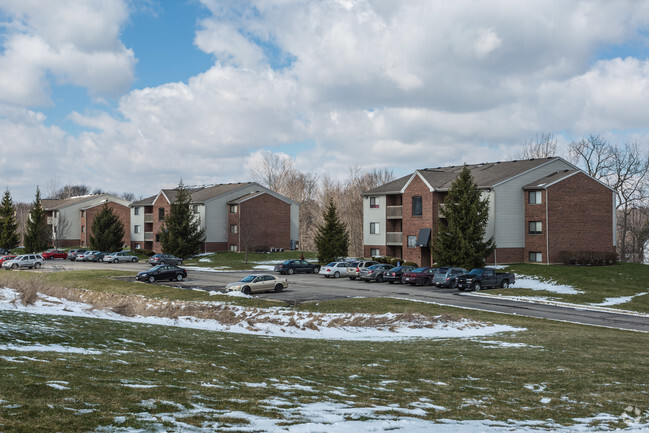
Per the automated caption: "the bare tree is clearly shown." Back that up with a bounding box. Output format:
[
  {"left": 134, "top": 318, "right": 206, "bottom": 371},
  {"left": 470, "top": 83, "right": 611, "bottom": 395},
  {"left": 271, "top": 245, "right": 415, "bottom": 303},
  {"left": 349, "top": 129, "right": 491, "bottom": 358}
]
[
  {"left": 250, "top": 152, "right": 294, "bottom": 193},
  {"left": 51, "top": 185, "right": 91, "bottom": 199},
  {"left": 52, "top": 212, "right": 71, "bottom": 249},
  {"left": 568, "top": 135, "right": 615, "bottom": 178},
  {"left": 516, "top": 133, "right": 558, "bottom": 159}
]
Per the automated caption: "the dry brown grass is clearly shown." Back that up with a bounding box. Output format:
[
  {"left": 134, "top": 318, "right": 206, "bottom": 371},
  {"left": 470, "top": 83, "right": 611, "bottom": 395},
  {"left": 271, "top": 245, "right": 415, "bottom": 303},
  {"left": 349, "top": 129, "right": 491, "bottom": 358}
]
[{"left": 0, "top": 272, "right": 482, "bottom": 333}]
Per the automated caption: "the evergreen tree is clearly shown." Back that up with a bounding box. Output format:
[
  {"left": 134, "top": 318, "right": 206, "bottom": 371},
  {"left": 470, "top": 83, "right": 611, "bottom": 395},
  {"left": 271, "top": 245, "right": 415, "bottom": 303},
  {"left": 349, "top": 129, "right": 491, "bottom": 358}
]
[
  {"left": 23, "top": 187, "right": 50, "bottom": 253},
  {"left": 433, "top": 165, "right": 495, "bottom": 269},
  {"left": 159, "top": 180, "right": 205, "bottom": 258},
  {"left": 314, "top": 199, "right": 349, "bottom": 264},
  {"left": 0, "top": 189, "right": 20, "bottom": 250},
  {"left": 90, "top": 203, "right": 125, "bottom": 252}
]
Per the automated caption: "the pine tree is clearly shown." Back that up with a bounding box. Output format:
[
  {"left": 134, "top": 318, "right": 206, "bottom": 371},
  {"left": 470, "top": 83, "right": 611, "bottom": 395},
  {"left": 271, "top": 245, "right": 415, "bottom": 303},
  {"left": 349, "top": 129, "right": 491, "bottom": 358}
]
[
  {"left": 0, "top": 189, "right": 20, "bottom": 250},
  {"left": 314, "top": 199, "right": 349, "bottom": 264},
  {"left": 433, "top": 165, "right": 495, "bottom": 269},
  {"left": 159, "top": 180, "right": 205, "bottom": 258},
  {"left": 23, "top": 187, "right": 50, "bottom": 253},
  {"left": 90, "top": 203, "right": 125, "bottom": 252}
]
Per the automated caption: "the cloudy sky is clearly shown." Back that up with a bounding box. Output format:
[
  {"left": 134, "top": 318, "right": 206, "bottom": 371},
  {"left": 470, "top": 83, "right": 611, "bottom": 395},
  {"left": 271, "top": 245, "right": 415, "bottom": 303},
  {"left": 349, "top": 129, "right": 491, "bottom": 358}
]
[{"left": 1, "top": 0, "right": 649, "bottom": 202}]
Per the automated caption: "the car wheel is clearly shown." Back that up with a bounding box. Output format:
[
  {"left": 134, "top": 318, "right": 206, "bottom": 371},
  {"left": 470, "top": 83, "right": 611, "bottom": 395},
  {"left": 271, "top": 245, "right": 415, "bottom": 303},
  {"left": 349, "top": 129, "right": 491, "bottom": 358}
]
[
  {"left": 312, "top": 266, "right": 320, "bottom": 274},
  {"left": 113, "top": 259, "right": 119, "bottom": 263},
  {"left": 178, "top": 260, "right": 182, "bottom": 266},
  {"left": 333, "top": 271, "right": 340, "bottom": 279},
  {"left": 148, "top": 276, "right": 155, "bottom": 283},
  {"left": 376, "top": 275, "right": 383, "bottom": 283},
  {"left": 423, "top": 277, "right": 431, "bottom": 286},
  {"left": 242, "top": 286, "right": 252, "bottom": 295},
  {"left": 287, "top": 268, "right": 295, "bottom": 275},
  {"left": 176, "top": 274, "right": 183, "bottom": 281},
  {"left": 34, "top": 262, "right": 41, "bottom": 269},
  {"left": 11, "top": 263, "right": 17, "bottom": 269},
  {"left": 160, "top": 261, "right": 165, "bottom": 265},
  {"left": 458, "top": 286, "right": 466, "bottom": 292},
  {"left": 500, "top": 279, "right": 509, "bottom": 289},
  {"left": 400, "top": 276, "right": 406, "bottom": 284},
  {"left": 132, "top": 258, "right": 138, "bottom": 263},
  {"left": 350, "top": 277, "right": 356, "bottom": 280},
  {"left": 274, "top": 283, "right": 283, "bottom": 293},
  {"left": 450, "top": 281, "right": 457, "bottom": 289},
  {"left": 389, "top": 280, "right": 395, "bottom": 284},
  {"left": 473, "top": 281, "right": 481, "bottom": 291}
]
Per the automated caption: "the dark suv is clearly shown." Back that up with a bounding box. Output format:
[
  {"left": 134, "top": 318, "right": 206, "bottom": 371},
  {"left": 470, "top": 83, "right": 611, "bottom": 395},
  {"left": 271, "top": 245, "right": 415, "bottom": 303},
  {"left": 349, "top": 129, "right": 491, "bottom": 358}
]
[{"left": 274, "top": 260, "right": 320, "bottom": 275}]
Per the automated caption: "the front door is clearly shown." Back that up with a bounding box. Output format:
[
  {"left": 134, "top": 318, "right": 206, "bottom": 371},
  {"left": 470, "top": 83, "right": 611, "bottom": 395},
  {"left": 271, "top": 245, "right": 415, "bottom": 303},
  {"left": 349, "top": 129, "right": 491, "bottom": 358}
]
[{"left": 420, "top": 247, "right": 431, "bottom": 267}]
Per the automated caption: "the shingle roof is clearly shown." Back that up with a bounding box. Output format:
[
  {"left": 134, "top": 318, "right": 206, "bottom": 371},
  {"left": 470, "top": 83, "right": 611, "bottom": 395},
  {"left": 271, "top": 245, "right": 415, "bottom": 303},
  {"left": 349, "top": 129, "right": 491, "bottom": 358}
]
[
  {"left": 131, "top": 195, "right": 156, "bottom": 206},
  {"left": 42, "top": 194, "right": 113, "bottom": 210},
  {"left": 363, "top": 157, "right": 568, "bottom": 195},
  {"left": 523, "top": 169, "right": 579, "bottom": 189},
  {"left": 158, "top": 182, "right": 259, "bottom": 204},
  {"left": 227, "top": 192, "right": 264, "bottom": 205}
]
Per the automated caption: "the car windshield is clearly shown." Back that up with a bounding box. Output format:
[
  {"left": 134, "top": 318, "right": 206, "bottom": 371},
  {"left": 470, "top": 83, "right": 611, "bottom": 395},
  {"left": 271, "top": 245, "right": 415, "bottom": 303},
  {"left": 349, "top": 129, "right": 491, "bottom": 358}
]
[
  {"left": 148, "top": 266, "right": 164, "bottom": 271},
  {"left": 411, "top": 267, "right": 427, "bottom": 273},
  {"left": 281, "top": 260, "right": 293, "bottom": 265},
  {"left": 368, "top": 264, "right": 383, "bottom": 270},
  {"left": 241, "top": 275, "right": 257, "bottom": 282},
  {"left": 326, "top": 262, "right": 337, "bottom": 267},
  {"left": 468, "top": 269, "right": 482, "bottom": 275}
]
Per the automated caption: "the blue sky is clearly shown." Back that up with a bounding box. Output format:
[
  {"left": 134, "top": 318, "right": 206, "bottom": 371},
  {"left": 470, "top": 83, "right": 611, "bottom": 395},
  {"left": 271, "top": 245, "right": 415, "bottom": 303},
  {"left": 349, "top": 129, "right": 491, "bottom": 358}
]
[{"left": 1, "top": 0, "right": 649, "bottom": 202}]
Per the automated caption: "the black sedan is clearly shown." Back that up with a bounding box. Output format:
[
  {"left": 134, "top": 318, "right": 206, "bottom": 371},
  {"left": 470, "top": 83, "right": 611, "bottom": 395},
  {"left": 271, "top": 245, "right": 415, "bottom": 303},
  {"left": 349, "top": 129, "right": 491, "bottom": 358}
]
[
  {"left": 383, "top": 265, "right": 416, "bottom": 284},
  {"left": 274, "top": 259, "right": 320, "bottom": 275},
  {"left": 402, "top": 267, "right": 439, "bottom": 286},
  {"left": 136, "top": 265, "right": 187, "bottom": 283}
]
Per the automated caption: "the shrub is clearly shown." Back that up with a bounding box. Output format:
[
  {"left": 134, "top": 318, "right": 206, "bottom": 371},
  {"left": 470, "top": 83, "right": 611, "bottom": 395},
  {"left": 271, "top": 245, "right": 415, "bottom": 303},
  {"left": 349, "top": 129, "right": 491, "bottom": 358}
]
[
  {"left": 134, "top": 249, "right": 155, "bottom": 257},
  {"left": 402, "top": 261, "right": 419, "bottom": 267},
  {"left": 558, "top": 251, "right": 618, "bottom": 266}
]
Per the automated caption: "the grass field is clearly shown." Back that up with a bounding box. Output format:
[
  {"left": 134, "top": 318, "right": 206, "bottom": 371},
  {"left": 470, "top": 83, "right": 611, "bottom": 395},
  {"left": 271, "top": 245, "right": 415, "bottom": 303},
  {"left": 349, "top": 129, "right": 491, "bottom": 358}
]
[{"left": 1, "top": 261, "right": 648, "bottom": 432}]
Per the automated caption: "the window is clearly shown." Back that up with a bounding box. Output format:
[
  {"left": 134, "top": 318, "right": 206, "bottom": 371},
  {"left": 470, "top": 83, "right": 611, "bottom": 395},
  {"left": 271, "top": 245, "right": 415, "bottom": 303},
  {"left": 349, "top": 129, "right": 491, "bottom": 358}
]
[
  {"left": 412, "top": 196, "right": 422, "bottom": 216},
  {"left": 529, "top": 252, "right": 543, "bottom": 262},
  {"left": 369, "top": 197, "right": 379, "bottom": 208},
  {"left": 134, "top": 225, "right": 141, "bottom": 234},
  {"left": 135, "top": 243, "right": 141, "bottom": 249},
  {"left": 529, "top": 190, "right": 542, "bottom": 204},
  {"left": 230, "top": 224, "right": 238, "bottom": 234},
  {"left": 370, "top": 222, "right": 379, "bottom": 234},
  {"left": 134, "top": 207, "right": 140, "bottom": 215},
  {"left": 80, "top": 210, "right": 85, "bottom": 217},
  {"left": 230, "top": 244, "right": 238, "bottom": 252},
  {"left": 158, "top": 208, "right": 165, "bottom": 221},
  {"left": 192, "top": 205, "right": 199, "bottom": 214},
  {"left": 155, "top": 234, "right": 160, "bottom": 242},
  {"left": 229, "top": 204, "right": 238, "bottom": 213},
  {"left": 81, "top": 225, "right": 84, "bottom": 233},
  {"left": 407, "top": 235, "right": 417, "bottom": 248},
  {"left": 370, "top": 248, "right": 380, "bottom": 257},
  {"left": 528, "top": 221, "right": 542, "bottom": 234}
]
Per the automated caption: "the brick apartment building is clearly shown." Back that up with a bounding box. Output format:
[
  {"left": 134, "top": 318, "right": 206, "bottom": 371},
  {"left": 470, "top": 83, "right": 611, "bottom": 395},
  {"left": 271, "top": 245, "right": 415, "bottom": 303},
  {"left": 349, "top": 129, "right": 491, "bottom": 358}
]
[
  {"left": 42, "top": 194, "right": 132, "bottom": 248},
  {"left": 130, "top": 183, "right": 299, "bottom": 253},
  {"left": 362, "top": 157, "right": 616, "bottom": 265}
]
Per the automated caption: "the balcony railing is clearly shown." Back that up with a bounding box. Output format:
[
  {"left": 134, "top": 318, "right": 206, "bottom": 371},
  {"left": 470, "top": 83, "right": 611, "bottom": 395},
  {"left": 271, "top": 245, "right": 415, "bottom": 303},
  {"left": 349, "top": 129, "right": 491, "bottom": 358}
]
[
  {"left": 144, "top": 232, "right": 154, "bottom": 241},
  {"left": 386, "top": 232, "right": 402, "bottom": 245},
  {"left": 144, "top": 213, "right": 153, "bottom": 223},
  {"left": 386, "top": 205, "right": 402, "bottom": 219}
]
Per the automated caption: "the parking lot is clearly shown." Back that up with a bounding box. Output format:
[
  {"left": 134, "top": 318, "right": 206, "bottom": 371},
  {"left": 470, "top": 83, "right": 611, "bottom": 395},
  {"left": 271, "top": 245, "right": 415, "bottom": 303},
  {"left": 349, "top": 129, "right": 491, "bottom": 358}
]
[{"left": 11, "top": 259, "right": 649, "bottom": 332}]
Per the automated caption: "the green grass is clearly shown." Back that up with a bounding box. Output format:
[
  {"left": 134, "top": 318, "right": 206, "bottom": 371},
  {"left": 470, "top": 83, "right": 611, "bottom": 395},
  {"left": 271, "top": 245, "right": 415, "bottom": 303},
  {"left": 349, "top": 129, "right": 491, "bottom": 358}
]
[
  {"left": 0, "top": 299, "right": 647, "bottom": 432},
  {"left": 497, "top": 263, "right": 649, "bottom": 313},
  {"left": 182, "top": 250, "right": 318, "bottom": 270}
]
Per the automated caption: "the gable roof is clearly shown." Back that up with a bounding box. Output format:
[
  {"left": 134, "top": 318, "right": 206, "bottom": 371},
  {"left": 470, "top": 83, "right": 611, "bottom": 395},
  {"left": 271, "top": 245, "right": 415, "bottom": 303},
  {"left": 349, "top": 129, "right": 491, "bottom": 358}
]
[
  {"left": 363, "top": 157, "right": 578, "bottom": 195},
  {"left": 42, "top": 194, "right": 128, "bottom": 211},
  {"left": 523, "top": 169, "right": 615, "bottom": 192},
  {"left": 144, "top": 182, "right": 298, "bottom": 206}
]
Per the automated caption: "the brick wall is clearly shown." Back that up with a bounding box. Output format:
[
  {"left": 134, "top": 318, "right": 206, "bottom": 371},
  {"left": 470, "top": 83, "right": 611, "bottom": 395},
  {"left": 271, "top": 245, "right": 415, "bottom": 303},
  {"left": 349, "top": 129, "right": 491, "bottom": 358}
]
[
  {"left": 401, "top": 175, "right": 434, "bottom": 265},
  {"left": 546, "top": 173, "right": 615, "bottom": 263},
  {"left": 151, "top": 195, "right": 170, "bottom": 253},
  {"left": 84, "top": 202, "right": 131, "bottom": 249},
  {"left": 232, "top": 194, "right": 291, "bottom": 252},
  {"left": 524, "top": 189, "right": 547, "bottom": 262},
  {"left": 364, "top": 245, "right": 386, "bottom": 257},
  {"left": 486, "top": 247, "right": 525, "bottom": 264}
]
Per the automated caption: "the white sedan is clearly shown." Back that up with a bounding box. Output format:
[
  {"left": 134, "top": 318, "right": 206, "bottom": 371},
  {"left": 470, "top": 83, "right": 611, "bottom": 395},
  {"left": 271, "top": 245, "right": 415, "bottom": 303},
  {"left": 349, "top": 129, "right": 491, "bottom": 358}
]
[
  {"left": 318, "top": 261, "right": 350, "bottom": 278},
  {"left": 226, "top": 274, "right": 288, "bottom": 295}
]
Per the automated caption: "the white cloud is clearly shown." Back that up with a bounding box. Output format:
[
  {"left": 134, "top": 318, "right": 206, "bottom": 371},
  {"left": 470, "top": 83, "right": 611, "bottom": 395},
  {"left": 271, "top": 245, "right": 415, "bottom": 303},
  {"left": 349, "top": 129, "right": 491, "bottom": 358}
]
[{"left": 3, "top": 0, "right": 649, "bottom": 201}]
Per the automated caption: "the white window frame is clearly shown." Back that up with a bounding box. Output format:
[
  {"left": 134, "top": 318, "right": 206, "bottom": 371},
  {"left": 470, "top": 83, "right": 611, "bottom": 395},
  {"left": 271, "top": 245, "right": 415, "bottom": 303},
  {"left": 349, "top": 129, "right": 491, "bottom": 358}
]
[
  {"left": 407, "top": 235, "right": 417, "bottom": 248},
  {"left": 370, "top": 222, "right": 379, "bottom": 235},
  {"left": 529, "top": 252, "right": 542, "bottom": 262},
  {"left": 370, "top": 248, "right": 380, "bottom": 257},
  {"left": 369, "top": 197, "right": 379, "bottom": 209},
  {"left": 134, "top": 225, "right": 141, "bottom": 234},
  {"left": 528, "top": 221, "right": 542, "bottom": 234},
  {"left": 529, "top": 190, "right": 542, "bottom": 204}
]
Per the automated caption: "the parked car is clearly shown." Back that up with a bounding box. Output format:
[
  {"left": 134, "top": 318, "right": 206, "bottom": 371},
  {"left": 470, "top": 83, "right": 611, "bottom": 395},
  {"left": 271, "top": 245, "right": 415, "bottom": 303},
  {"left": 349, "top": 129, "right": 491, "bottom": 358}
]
[
  {"left": 67, "top": 249, "right": 87, "bottom": 261},
  {"left": 103, "top": 251, "right": 139, "bottom": 263},
  {"left": 41, "top": 249, "right": 68, "bottom": 260},
  {"left": 226, "top": 274, "right": 288, "bottom": 295},
  {"left": 149, "top": 254, "right": 183, "bottom": 266},
  {"left": 383, "top": 265, "right": 416, "bottom": 284},
  {"left": 359, "top": 264, "right": 394, "bottom": 283},
  {"left": 2, "top": 254, "right": 44, "bottom": 270},
  {"left": 274, "top": 260, "right": 320, "bottom": 275},
  {"left": 77, "top": 250, "right": 99, "bottom": 262},
  {"left": 136, "top": 265, "right": 187, "bottom": 283},
  {"left": 432, "top": 267, "right": 468, "bottom": 288},
  {"left": 85, "top": 251, "right": 106, "bottom": 262},
  {"left": 0, "top": 248, "right": 12, "bottom": 255},
  {"left": 0, "top": 255, "right": 17, "bottom": 265},
  {"left": 456, "top": 268, "right": 516, "bottom": 291},
  {"left": 402, "top": 267, "right": 439, "bottom": 286},
  {"left": 319, "top": 261, "right": 350, "bottom": 278},
  {"left": 346, "top": 260, "right": 379, "bottom": 280}
]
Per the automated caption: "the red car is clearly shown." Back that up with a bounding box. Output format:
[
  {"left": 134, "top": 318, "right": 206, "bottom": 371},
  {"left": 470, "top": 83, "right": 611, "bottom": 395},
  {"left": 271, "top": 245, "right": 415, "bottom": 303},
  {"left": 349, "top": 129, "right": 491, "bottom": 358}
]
[
  {"left": 41, "top": 250, "right": 68, "bottom": 260},
  {"left": 402, "top": 267, "right": 440, "bottom": 286},
  {"left": 0, "top": 255, "right": 17, "bottom": 265}
]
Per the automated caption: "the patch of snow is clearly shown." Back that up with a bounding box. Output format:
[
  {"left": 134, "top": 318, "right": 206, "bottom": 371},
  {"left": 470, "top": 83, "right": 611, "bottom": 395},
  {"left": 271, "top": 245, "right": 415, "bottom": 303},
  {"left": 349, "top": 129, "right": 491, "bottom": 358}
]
[
  {"left": 0, "top": 343, "right": 101, "bottom": 355},
  {"left": 591, "top": 291, "right": 649, "bottom": 306},
  {"left": 515, "top": 275, "right": 583, "bottom": 294},
  {"left": 46, "top": 381, "right": 70, "bottom": 390}
]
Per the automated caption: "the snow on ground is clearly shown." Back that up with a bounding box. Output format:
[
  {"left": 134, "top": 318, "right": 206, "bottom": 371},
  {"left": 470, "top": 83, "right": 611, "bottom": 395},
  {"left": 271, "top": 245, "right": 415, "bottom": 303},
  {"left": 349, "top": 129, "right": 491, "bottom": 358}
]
[
  {"left": 591, "top": 291, "right": 649, "bottom": 306},
  {"left": 514, "top": 275, "right": 582, "bottom": 294},
  {"left": 0, "top": 287, "right": 522, "bottom": 342}
]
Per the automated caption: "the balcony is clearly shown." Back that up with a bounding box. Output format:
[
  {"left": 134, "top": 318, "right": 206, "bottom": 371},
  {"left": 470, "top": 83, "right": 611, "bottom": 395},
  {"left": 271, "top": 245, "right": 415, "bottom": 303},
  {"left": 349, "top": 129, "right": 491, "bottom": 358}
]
[
  {"left": 386, "top": 232, "right": 402, "bottom": 245},
  {"left": 144, "top": 232, "right": 154, "bottom": 241},
  {"left": 386, "top": 205, "right": 402, "bottom": 219},
  {"left": 144, "top": 213, "right": 153, "bottom": 223}
]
